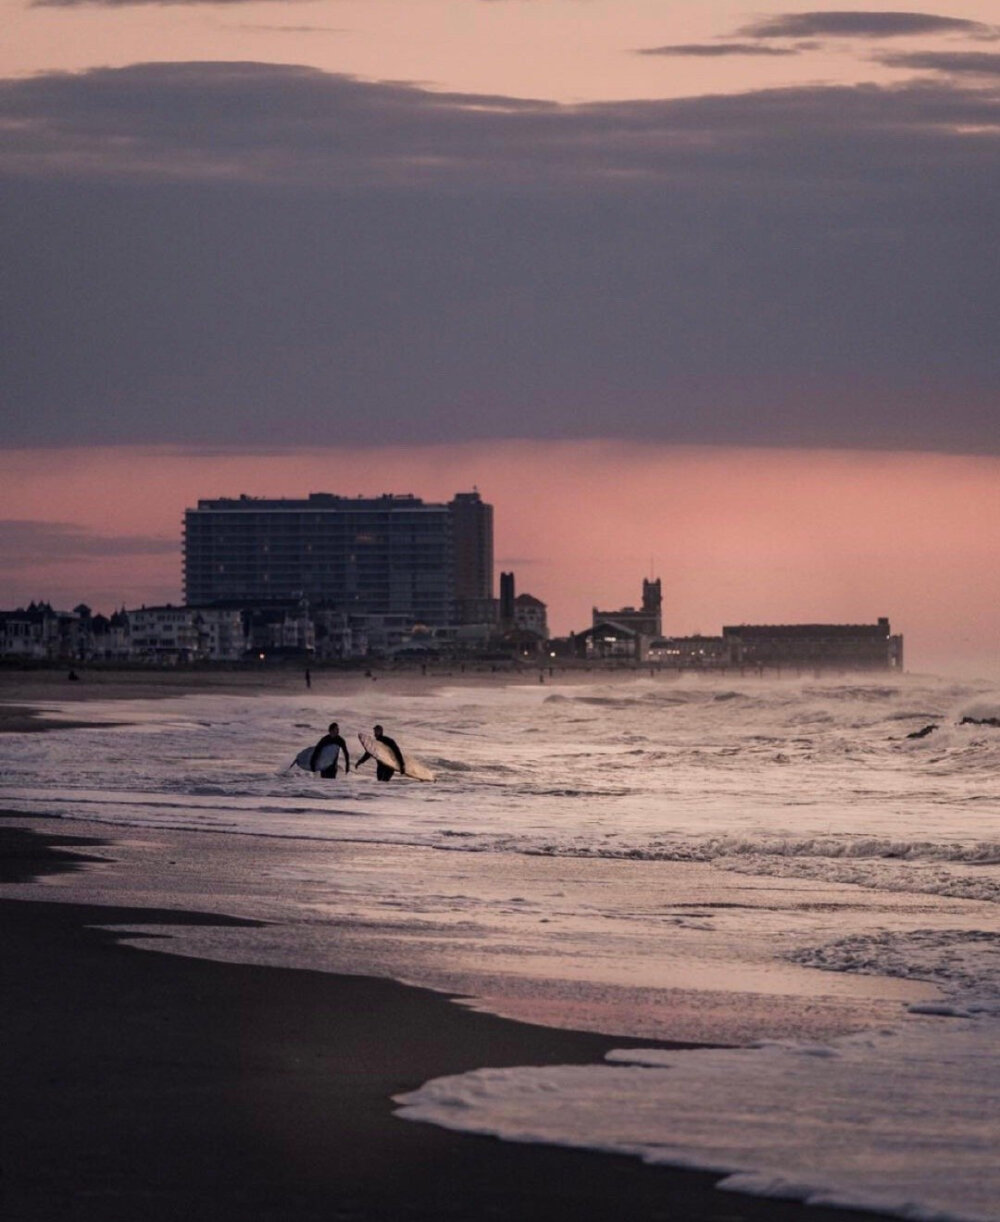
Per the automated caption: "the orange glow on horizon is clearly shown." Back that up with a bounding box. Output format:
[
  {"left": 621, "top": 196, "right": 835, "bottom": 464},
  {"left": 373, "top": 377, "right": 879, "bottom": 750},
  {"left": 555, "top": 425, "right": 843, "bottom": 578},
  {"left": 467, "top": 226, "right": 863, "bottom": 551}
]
[{"left": 2, "top": 441, "right": 998, "bottom": 678}]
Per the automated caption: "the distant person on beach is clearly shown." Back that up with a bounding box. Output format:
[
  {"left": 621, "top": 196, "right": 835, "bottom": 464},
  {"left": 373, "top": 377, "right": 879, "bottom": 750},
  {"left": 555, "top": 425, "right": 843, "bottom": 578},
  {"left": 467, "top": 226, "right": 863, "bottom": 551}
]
[
  {"left": 310, "top": 722, "right": 350, "bottom": 778},
  {"left": 305, "top": 669, "right": 311, "bottom": 689},
  {"left": 358, "top": 724, "right": 404, "bottom": 782}
]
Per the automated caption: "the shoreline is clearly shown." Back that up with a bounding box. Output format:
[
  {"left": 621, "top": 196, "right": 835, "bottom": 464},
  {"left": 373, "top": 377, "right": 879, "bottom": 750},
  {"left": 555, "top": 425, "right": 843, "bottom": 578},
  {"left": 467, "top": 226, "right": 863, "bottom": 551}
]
[
  {"left": 0, "top": 665, "right": 582, "bottom": 732},
  {"left": 0, "top": 817, "right": 900, "bottom": 1222},
  {"left": 0, "top": 666, "right": 612, "bottom": 732},
  {"left": 0, "top": 664, "right": 926, "bottom": 736}
]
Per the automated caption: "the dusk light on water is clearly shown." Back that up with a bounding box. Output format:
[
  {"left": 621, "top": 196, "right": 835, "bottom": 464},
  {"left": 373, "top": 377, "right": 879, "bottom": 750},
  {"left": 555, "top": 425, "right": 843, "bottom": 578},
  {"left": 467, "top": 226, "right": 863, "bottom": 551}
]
[
  {"left": 3, "top": 674, "right": 999, "bottom": 1219},
  {"left": 2, "top": 0, "right": 998, "bottom": 1217}
]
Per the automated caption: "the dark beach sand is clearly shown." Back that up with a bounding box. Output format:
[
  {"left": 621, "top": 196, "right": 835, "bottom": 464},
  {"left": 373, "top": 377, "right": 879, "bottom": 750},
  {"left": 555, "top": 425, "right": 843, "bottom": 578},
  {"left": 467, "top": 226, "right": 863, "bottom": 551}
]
[
  {"left": 0, "top": 819, "right": 895, "bottom": 1222},
  {"left": 0, "top": 705, "right": 131, "bottom": 734},
  {"left": 0, "top": 659, "right": 670, "bottom": 713}
]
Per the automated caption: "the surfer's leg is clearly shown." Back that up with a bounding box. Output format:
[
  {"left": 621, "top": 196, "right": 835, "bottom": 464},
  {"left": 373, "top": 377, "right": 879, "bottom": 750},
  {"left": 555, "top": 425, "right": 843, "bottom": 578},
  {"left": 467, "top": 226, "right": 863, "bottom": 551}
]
[{"left": 320, "top": 764, "right": 338, "bottom": 778}]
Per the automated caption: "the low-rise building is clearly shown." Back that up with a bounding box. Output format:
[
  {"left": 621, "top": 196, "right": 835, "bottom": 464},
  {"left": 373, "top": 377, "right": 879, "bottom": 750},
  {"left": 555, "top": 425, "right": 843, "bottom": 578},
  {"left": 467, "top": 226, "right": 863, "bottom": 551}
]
[
  {"left": 192, "top": 608, "right": 246, "bottom": 661},
  {"left": 647, "top": 635, "right": 728, "bottom": 666},
  {"left": 126, "top": 605, "right": 246, "bottom": 662},
  {"left": 89, "top": 611, "right": 131, "bottom": 661},
  {"left": 587, "top": 578, "right": 663, "bottom": 659},
  {"left": 722, "top": 619, "right": 903, "bottom": 670},
  {"left": 0, "top": 605, "right": 52, "bottom": 659},
  {"left": 593, "top": 579, "right": 662, "bottom": 640},
  {"left": 127, "top": 606, "right": 202, "bottom": 663},
  {"left": 577, "top": 619, "right": 642, "bottom": 660},
  {"left": 243, "top": 602, "right": 314, "bottom": 659},
  {"left": 0, "top": 603, "right": 89, "bottom": 660},
  {"left": 514, "top": 593, "right": 548, "bottom": 640}
]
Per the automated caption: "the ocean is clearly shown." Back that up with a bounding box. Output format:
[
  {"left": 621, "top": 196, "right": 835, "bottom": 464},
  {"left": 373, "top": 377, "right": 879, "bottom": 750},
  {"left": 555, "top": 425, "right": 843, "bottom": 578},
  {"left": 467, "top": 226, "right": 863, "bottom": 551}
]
[{"left": 2, "top": 672, "right": 998, "bottom": 1222}]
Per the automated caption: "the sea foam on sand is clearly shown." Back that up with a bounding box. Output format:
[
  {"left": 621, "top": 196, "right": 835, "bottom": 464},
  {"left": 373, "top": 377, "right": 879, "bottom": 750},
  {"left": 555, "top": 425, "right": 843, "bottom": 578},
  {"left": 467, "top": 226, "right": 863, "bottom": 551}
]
[
  {"left": 396, "top": 1015, "right": 1000, "bottom": 1222},
  {"left": 3, "top": 672, "right": 999, "bottom": 1221}
]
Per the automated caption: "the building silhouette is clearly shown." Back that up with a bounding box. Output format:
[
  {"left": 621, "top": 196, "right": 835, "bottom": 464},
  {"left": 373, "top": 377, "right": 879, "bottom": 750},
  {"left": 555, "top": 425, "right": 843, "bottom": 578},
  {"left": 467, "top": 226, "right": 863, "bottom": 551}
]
[
  {"left": 722, "top": 619, "right": 903, "bottom": 670},
  {"left": 183, "top": 490, "right": 493, "bottom": 628},
  {"left": 575, "top": 578, "right": 663, "bottom": 657},
  {"left": 451, "top": 491, "right": 494, "bottom": 624},
  {"left": 498, "top": 572, "right": 516, "bottom": 627},
  {"left": 646, "top": 619, "right": 903, "bottom": 670},
  {"left": 592, "top": 578, "right": 662, "bottom": 639}
]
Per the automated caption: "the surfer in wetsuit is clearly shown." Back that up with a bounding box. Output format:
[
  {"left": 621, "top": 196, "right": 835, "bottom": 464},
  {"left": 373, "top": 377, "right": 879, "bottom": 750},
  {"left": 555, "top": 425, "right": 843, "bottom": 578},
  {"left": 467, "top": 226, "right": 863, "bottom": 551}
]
[
  {"left": 310, "top": 722, "right": 350, "bottom": 778},
  {"left": 357, "top": 724, "right": 404, "bottom": 782}
]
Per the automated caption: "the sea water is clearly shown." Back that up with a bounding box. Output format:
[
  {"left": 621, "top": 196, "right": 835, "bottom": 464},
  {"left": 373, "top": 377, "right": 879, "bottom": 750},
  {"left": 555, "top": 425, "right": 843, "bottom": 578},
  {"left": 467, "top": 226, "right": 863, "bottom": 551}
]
[{"left": 1, "top": 673, "right": 998, "bottom": 1221}]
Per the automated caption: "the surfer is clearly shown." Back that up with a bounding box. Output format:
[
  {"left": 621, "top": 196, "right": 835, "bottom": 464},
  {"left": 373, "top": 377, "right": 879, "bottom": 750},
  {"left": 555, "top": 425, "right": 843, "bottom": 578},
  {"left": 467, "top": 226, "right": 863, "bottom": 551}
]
[
  {"left": 310, "top": 722, "right": 350, "bottom": 778},
  {"left": 357, "top": 724, "right": 404, "bottom": 782}
]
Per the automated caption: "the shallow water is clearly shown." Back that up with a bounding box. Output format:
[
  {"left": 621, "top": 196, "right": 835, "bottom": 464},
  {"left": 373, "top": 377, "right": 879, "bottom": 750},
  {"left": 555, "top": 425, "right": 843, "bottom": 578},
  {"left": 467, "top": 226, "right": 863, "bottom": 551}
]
[{"left": 1, "top": 673, "right": 998, "bottom": 1221}]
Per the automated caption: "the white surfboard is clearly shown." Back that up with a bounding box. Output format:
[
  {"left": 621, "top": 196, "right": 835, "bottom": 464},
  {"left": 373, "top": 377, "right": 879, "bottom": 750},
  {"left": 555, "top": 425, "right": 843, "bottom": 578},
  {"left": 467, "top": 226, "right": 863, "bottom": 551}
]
[
  {"left": 358, "top": 732, "right": 435, "bottom": 782},
  {"left": 293, "top": 743, "right": 341, "bottom": 772}
]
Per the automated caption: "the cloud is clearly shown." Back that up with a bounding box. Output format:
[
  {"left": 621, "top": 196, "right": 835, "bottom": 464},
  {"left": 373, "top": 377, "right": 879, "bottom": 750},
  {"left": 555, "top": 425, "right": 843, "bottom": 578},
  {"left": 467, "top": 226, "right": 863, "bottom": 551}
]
[
  {"left": 636, "top": 43, "right": 801, "bottom": 58},
  {"left": 1, "top": 60, "right": 997, "bottom": 189},
  {"left": 740, "top": 11, "right": 998, "bottom": 41},
  {"left": 0, "top": 63, "right": 553, "bottom": 187},
  {"left": 0, "top": 63, "right": 997, "bottom": 454},
  {"left": 0, "top": 521, "right": 178, "bottom": 565},
  {"left": 879, "top": 50, "right": 1000, "bottom": 77}
]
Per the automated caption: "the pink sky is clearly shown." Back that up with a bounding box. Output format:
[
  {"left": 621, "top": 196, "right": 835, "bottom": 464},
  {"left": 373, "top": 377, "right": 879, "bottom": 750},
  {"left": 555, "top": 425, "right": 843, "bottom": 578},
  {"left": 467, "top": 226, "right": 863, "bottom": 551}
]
[
  {"left": 2, "top": 442, "right": 998, "bottom": 678},
  {"left": 2, "top": 6, "right": 996, "bottom": 683},
  {"left": 7, "top": 0, "right": 998, "bottom": 102}
]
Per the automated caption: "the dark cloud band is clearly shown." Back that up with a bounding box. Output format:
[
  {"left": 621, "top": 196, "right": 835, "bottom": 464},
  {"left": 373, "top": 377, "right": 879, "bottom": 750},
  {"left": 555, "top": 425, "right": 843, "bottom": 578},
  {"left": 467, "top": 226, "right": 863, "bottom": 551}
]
[
  {"left": 1, "top": 61, "right": 997, "bottom": 189},
  {"left": 0, "top": 63, "right": 997, "bottom": 455},
  {"left": 740, "top": 11, "right": 997, "bottom": 41},
  {"left": 880, "top": 50, "right": 1000, "bottom": 76},
  {"left": 636, "top": 43, "right": 800, "bottom": 58},
  {"left": 0, "top": 521, "right": 178, "bottom": 563}
]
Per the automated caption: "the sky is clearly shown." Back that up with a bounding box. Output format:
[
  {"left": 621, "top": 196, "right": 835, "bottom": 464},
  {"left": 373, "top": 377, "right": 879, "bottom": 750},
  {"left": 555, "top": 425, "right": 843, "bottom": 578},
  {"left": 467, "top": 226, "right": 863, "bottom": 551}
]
[{"left": 1, "top": 2, "right": 998, "bottom": 675}]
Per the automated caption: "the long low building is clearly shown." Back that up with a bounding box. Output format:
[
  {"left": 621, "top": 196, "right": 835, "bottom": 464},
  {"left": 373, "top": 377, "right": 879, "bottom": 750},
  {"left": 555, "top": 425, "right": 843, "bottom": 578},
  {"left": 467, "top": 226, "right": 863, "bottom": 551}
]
[
  {"left": 618, "top": 617, "right": 904, "bottom": 669},
  {"left": 722, "top": 618, "right": 903, "bottom": 670}
]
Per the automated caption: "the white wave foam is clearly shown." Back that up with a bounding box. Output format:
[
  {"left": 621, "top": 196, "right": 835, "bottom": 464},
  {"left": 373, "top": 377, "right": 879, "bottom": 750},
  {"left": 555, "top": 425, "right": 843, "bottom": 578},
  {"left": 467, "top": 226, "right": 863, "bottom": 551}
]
[
  {"left": 6, "top": 675, "right": 1000, "bottom": 1222},
  {"left": 788, "top": 929, "right": 1000, "bottom": 1003},
  {"left": 396, "top": 1017, "right": 1000, "bottom": 1222}
]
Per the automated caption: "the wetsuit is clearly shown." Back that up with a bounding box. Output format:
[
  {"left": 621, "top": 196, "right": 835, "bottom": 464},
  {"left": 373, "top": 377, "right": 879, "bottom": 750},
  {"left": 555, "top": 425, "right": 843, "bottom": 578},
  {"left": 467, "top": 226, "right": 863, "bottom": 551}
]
[
  {"left": 358, "top": 734, "right": 404, "bottom": 782},
  {"left": 310, "top": 734, "right": 349, "bottom": 778}
]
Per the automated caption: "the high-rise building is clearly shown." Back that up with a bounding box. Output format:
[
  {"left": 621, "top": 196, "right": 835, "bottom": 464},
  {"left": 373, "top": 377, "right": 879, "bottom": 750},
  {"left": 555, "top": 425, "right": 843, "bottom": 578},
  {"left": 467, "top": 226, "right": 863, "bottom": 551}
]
[
  {"left": 451, "top": 491, "right": 495, "bottom": 623},
  {"left": 498, "top": 571, "right": 516, "bottom": 626},
  {"left": 183, "top": 490, "right": 493, "bottom": 626}
]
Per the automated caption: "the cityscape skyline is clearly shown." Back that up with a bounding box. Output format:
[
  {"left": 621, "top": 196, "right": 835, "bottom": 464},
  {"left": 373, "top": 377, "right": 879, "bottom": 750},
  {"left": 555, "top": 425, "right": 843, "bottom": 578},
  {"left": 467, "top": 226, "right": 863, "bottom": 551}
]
[
  {"left": 3, "top": 444, "right": 998, "bottom": 679},
  {"left": 1, "top": 8, "right": 997, "bottom": 1218},
  {"left": 1, "top": 4, "right": 998, "bottom": 680}
]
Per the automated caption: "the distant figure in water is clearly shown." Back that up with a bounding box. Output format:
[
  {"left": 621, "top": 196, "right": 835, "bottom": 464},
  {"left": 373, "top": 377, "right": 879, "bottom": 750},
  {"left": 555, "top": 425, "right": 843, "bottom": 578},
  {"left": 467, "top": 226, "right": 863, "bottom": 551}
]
[
  {"left": 358, "top": 724, "right": 404, "bottom": 782},
  {"left": 305, "top": 668, "right": 311, "bottom": 689},
  {"left": 67, "top": 669, "right": 80, "bottom": 682},
  {"left": 310, "top": 722, "right": 350, "bottom": 778}
]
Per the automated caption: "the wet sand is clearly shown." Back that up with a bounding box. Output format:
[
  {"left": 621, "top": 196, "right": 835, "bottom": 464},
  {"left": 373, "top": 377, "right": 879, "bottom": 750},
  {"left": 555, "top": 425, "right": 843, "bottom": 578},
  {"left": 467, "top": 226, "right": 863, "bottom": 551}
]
[
  {"left": 0, "top": 705, "right": 133, "bottom": 734},
  {"left": 0, "top": 660, "right": 662, "bottom": 719},
  {"left": 0, "top": 817, "right": 898, "bottom": 1222},
  {"left": 0, "top": 666, "right": 500, "bottom": 732}
]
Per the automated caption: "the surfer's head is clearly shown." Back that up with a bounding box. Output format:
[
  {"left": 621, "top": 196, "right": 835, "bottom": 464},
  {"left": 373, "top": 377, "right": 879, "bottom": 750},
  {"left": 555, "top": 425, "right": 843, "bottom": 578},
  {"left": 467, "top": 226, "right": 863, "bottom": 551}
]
[
  {"left": 373, "top": 724, "right": 384, "bottom": 738},
  {"left": 328, "top": 722, "right": 339, "bottom": 734}
]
